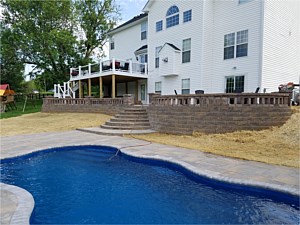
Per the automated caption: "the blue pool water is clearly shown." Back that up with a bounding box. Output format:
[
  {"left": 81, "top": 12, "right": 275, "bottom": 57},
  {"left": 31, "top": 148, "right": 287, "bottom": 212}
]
[{"left": 0, "top": 146, "right": 299, "bottom": 224}]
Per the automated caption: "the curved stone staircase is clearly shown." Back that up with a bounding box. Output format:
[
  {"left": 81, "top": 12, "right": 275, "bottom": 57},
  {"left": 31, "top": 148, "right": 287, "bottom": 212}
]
[{"left": 101, "top": 107, "right": 151, "bottom": 130}]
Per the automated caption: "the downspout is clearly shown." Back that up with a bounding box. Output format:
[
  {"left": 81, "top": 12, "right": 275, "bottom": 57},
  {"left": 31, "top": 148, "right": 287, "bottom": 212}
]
[{"left": 258, "top": 0, "right": 265, "bottom": 92}]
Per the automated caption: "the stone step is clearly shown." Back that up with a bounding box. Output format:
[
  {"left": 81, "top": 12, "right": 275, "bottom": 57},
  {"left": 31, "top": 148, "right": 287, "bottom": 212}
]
[
  {"left": 123, "top": 108, "right": 147, "bottom": 112},
  {"left": 110, "top": 117, "right": 150, "bottom": 122},
  {"left": 115, "top": 114, "right": 149, "bottom": 119},
  {"left": 119, "top": 111, "right": 148, "bottom": 115},
  {"left": 105, "top": 121, "right": 151, "bottom": 126},
  {"left": 100, "top": 124, "right": 151, "bottom": 130}
]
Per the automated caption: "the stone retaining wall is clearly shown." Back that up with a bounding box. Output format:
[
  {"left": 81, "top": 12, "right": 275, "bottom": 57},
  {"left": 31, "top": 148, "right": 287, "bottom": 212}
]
[
  {"left": 147, "top": 104, "right": 291, "bottom": 134},
  {"left": 147, "top": 93, "right": 291, "bottom": 134},
  {"left": 42, "top": 93, "right": 292, "bottom": 134}
]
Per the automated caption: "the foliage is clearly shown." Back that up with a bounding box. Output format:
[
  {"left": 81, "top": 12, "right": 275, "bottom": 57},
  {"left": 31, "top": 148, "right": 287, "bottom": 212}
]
[
  {"left": 0, "top": 0, "right": 120, "bottom": 90},
  {"left": 0, "top": 98, "right": 43, "bottom": 119},
  {"left": 74, "top": 0, "right": 120, "bottom": 64},
  {"left": 0, "top": 24, "right": 24, "bottom": 91}
]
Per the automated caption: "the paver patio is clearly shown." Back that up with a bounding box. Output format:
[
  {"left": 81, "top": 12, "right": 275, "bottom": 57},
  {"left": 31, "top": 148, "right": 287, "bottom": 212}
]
[{"left": 1, "top": 130, "right": 299, "bottom": 224}]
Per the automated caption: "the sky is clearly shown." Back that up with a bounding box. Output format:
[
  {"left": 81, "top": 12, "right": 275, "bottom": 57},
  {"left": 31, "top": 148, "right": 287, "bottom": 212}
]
[{"left": 116, "top": 0, "right": 148, "bottom": 23}]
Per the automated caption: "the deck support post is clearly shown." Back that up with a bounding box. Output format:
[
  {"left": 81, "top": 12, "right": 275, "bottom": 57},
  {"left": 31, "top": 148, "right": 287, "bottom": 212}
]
[
  {"left": 112, "top": 74, "right": 116, "bottom": 98},
  {"left": 79, "top": 80, "right": 82, "bottom": 98},
  {"left": 135, "top": 80, "right": 139, "bottom": 103},
  {"left": 88, "top": 78, "right": 92, "bottom": 96},
  {"left": 99, "top": 77, "right": 103, "bottom": 98}
]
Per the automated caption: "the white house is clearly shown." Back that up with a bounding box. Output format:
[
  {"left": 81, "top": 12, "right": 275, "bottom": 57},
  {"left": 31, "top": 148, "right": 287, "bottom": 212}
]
[{"left": 55, "top": 0, "right": 300, "bottom": 104}]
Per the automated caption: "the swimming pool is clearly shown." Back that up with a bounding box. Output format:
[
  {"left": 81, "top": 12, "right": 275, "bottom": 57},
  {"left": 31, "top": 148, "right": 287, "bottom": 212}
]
[{"left": 1, "top": 146, "right": 299, "bottom": 224}]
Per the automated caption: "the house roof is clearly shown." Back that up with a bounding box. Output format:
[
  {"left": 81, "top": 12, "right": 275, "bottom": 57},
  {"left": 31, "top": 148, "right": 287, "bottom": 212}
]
[
  {"left": 134, "top": 45, "right": 148, "bottom": 55},
  {"left": 159, "top": 43, "right": 181, "bottom": 54},
  {"left": 166, "top": 43, "right": 180, "bottom": 51},
  {"left": 109, "top": 13, "right": 148, "bottom": 34}
]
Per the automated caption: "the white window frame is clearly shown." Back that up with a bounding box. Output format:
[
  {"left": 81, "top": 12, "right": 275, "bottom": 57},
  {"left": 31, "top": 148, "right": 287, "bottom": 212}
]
[
  {"left": 224, "top": 30, "right": 248, "bottom": 60},
  {"left": 155, "top": 82, "right": 162, "bottom": 94},
  {"left": 225, "top": 75, "right": 245, "bottom": 93},
  {"left": 183, "top": 10, "right": 192, "bottom": 23},
  {"left": 166, "top": 5, "right": 180, "bottom": 29},
  {"left": 156, "top": 20, "right": 163, "bottom": 32},
  {"left": 155, "top": 46, "right": 162, "bottom": 68},
  {"left": 181, "top": 79, "right": 190, "bottom": 94},
  {"left": 110, "top": 38, "right": 115, "bottom": 50},
  {"left": 141, "top": 21, "right": 147, "bottom": 40},
  {"left": 182, "top": 38, "right": 191, "bottom": 63}
]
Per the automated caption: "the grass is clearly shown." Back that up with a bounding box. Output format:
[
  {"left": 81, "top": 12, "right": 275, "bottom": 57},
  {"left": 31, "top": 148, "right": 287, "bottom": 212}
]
[
  {"left": 128, "top": 107, "right": 300, "bottom": 168},
  {"left": 0, "top": 112, "right": 111, "bottom": 136},
  {"left": 0, "top": 98, "right": 43, "bottom": 119}
]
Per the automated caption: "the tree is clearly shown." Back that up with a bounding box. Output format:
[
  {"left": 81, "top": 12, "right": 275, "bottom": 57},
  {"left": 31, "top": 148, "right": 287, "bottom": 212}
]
[
  {"left": 1, "top": 0, "right": 120, "bottom": 89},
  {"left": 0, "top": 24, "right": 24, "bottom": 91},
  {"left": 74, "top": 0, "right": 120, "bottom": 64}
]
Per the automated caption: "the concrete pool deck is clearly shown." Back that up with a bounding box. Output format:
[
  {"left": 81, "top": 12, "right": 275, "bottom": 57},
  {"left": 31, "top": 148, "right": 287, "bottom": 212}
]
[{"left": 1, "top": 130, "right": 299, "bottom": 224}]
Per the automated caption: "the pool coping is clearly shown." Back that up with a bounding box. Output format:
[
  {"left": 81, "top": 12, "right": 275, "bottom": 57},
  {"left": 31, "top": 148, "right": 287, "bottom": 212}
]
[
  {"left": 0, "top": 131, "right": 299, "bottom": 224},
  {"left": 0, "top": 183, "right": 34, "bottom": 225}
]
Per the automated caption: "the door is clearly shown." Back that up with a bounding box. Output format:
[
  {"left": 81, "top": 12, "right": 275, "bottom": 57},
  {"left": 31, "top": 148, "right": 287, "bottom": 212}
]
[{"left": 141, "top": 84, "right": 146, "bottom": 102}]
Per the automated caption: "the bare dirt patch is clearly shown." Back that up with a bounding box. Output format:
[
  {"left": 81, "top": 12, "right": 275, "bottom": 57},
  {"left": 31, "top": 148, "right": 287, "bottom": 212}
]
[
  {"left": 129, "top": 108, "right": 300, "bottom": 168},
  {"left": 0, "top": 112, "right": 111, "bottom": 136}
]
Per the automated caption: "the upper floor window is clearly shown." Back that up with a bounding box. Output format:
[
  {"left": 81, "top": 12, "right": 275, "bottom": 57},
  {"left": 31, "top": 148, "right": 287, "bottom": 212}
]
[
  {"left": 156, "top": 20, "right": 163, "bottom": 32},
  {"left": 224, "top": 30, "right": 248, "bottom": 60},
  {"left": 110, "top": 38, "right": 115, "bottom": 50},
  {"left": 155, "top": 46, "right": 162, "bottom": 68},
  {"left": 236, "top": 30, "right": 248, "bottom": 57},
  {"left": 141, "top": 21, "right": 147, "bottom": 40},
  {"left": 224, "top": 33, "right": 235, "bottom": 60},
  {"left": 166, "top": 5, "right": 179, "bottom": 28},
  {"left": 183, "top": 10, "right": 192, "bottom": 23},
  {"left": 182, "top": 38, "right": 191, "bottom": 63}
]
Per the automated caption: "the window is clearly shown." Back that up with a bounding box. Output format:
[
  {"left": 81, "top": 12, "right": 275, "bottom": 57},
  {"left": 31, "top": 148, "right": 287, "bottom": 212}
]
[
  {"left": 224, "top": 33, "right": 235, "bottom": 60},
  {"left": 183, "top": 10, "right": 192, "bottom": 23},
  {"left": 141, "top": 21, "right": 147, "bottom": 40},
  {"left": 182, "top": 38, "right": 191, "bottom": 63},
  {"left": 110, "top": 38, "right": 115, "bottom": 50},
  {"left": 155, "top": 46, "right": 162, "bottom": 68},
  {"left": 224, "top": 30, "right": 248, "bottom": 59},
  {"left": 166, "top": 5, "right": 179, "bottom": 28},
  {"left": 236, "top": 30, "right": 248, "bottom": 57},
  {"left": 155, "top": 82, "right": 162, "bottom": 94},
  {"left": 225, "top": 76, "right": 245, "bottom": 93},
  {"left": 156, "top": 20, "right": 163, "bottom": 32},
  {"left": 182, "top": 79, "right": 190, "bottom": 94}
]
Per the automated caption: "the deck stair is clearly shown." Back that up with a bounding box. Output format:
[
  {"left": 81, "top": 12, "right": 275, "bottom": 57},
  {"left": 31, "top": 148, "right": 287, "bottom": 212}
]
[{"left": 101, "top": 106, "right": 151, "bottom": 130}]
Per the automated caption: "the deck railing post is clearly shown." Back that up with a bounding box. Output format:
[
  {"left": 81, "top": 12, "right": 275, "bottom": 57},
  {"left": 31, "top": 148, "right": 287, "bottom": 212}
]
[
  {"left": 129, "top": 60, "right": 133, "bottom": 74},
  {"left": 112, "top": 58, "right": 115, "bottom": 72},
  {"left": 69, "top": 68, "right": 72, "bottom": 80},
  {"left": 88, "top": 63, "right": 91, "bottom": 76},
  {"left": 79, "top": 66, "right": 82, "bottom": 77}
]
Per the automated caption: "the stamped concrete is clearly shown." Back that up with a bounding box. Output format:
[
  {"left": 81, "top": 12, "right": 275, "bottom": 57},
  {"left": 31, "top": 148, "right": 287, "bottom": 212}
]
[{"left": 1, "top": 130, "right": 299, "bottom": 224}]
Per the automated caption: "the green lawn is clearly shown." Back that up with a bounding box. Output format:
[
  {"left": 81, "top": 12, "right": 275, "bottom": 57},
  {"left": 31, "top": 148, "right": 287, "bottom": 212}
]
[{"left": 0, "top": 98, "right": 43, "bottom": 119}]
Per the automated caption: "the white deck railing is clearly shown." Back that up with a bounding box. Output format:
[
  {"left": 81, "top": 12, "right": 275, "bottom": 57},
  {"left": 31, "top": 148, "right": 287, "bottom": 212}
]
[{"left": 70, "top": 58, "right": 148, "bottom": 81}]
